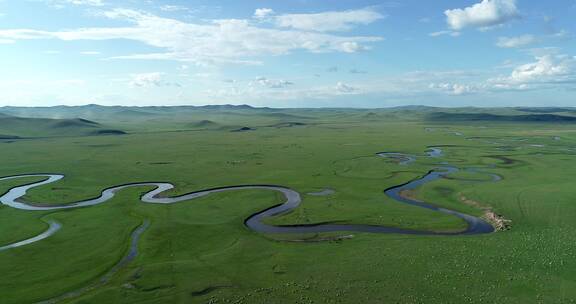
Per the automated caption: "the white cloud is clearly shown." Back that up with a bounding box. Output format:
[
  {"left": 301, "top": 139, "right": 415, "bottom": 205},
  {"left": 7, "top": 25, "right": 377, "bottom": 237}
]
[
  {"left": 275, "top": 8, "right": 385, "bottom": 32},
  {"left": 502, "top": 54, "right": 576, "bottom": 84},
  {"left": 251, "top": 77, "right": 294, "bottom": 89},
  {"left": 475, "top": 54, "right": 576, "bottom": 92},
  {"left": 429, "top": 83, "right": 479, "bottom": 95},
  {"left": 254, "top": 8, "right": 275, "bottom": 19},
  {"left": 340, "top": 41, "right": 369, "bottom": 53},
  {"left": 0, "top": 9, "right": 382, "bottom": 65},
  {"left": 336, "top": 82, "right": 358, "bottom": 93},
  {"left": 445, "top": 0, "right": 519, "bottom": 31},
  {"left": 429, "top": 30, "right": 461, "bottom": 37},
  {"left": 129, "top": 72, "right": 181, "bottom": 88},
  {"left": 496, "top": 35, "right": 537, "bottom": 48},
  {"left": 430, "top": 54, "right": 576, "bottom": 95},
  {"left": 130, "top": 72, "right": 162, "bottom": 88}
]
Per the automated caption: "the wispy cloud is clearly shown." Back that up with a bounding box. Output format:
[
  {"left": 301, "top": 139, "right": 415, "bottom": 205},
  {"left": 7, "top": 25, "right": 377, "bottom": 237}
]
[
  {"left": 429, "top": 30, "right": 460, "bottom": 37},
  {"left": 335, "top": 82, "right": 358, "bottom": 93},
  {"left": 0, "top": 8, "right": 383, "bottom": 65},
  {"left": 159, "top": 5, "right": 191, "bottom": 13},
  {"left": 273, "top": 7, "right": 385, "bottom": 32},
  {"left": 250, "top": 77, "right": 294, "bottom": 89},
  {"left": 349, "top": 68, "right": 367, "bottom": 74},
  {"left": 129, "top": 72, "right": 181, "bottom": 88},
  {"left": 429, "top": 83, "right": 479, "bottom": 95},
  {"left": 496, "top": 35, "right": 538, "bottom": 48}
]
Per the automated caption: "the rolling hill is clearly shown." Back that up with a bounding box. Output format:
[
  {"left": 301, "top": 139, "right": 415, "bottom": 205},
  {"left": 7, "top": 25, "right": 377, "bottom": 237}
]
[
  {"left": 427, "top": 112, "right": 576, "bottom": 123},
  {"left": 0, "top": 115, "right": 126, "bottom": 138}
]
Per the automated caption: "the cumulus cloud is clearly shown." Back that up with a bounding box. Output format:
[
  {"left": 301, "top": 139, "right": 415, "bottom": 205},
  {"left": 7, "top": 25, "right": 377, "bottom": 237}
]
[
  {"left": 445, "top": 0, "right": 519, "bottom": 31},
  {"left": 493, "top": 54, "right": 576, "bottom": 86},
  {"left": 0, "top": 9, "right": 382, "bottom": 65},
  {"left": 496, "top": 34, "right": 537, "bottom": 48},
  {"left": 129, "top": 72, "right": 181, "bottom": 88},
  {"left": 275, "top": 8, "right": 385, "bottom": 32},
  {"left": 430, "top": 54, "right": 576, "bottom": 95}
]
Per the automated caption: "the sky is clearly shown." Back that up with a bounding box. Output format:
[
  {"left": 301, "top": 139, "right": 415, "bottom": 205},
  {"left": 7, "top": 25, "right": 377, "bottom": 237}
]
[{"left": 0, "top": 0, "right": 574, "bottom": 108}]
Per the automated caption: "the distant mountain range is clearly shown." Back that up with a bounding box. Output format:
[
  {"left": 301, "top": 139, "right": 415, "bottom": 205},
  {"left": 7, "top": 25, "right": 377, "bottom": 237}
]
[{"left": 1, "top": 105, "right": 576, "bottom": 139}]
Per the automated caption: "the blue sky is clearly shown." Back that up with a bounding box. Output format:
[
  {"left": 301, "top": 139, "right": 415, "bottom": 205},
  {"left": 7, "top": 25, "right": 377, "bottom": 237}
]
[{"left": 0, "top": 0, "right": 574, "bottom": 107}]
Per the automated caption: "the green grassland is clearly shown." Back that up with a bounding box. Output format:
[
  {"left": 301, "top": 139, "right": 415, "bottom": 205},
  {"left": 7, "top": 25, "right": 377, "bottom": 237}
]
[{"left": 1, "top": 106, "right": 576, "bottom": 303}]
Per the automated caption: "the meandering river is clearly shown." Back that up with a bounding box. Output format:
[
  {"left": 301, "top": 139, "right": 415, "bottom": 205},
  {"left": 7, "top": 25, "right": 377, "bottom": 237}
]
[{"left": 0, "top": 147, "right": 496, "bottom": 252}]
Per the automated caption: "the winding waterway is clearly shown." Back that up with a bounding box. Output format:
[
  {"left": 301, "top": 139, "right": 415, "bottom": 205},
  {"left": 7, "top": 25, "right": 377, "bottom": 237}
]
[
  {"left": 0, "top": 220, "right": 61, "bottom": 252},
  {"left": 0, "top": 147, "right": 496, "bottom": 252}
]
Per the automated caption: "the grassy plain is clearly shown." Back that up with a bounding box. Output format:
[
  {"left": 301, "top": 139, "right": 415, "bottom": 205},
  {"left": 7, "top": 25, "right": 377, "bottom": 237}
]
[{"left": 1, "top": 106, "right": 576, "bottom": 303}]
